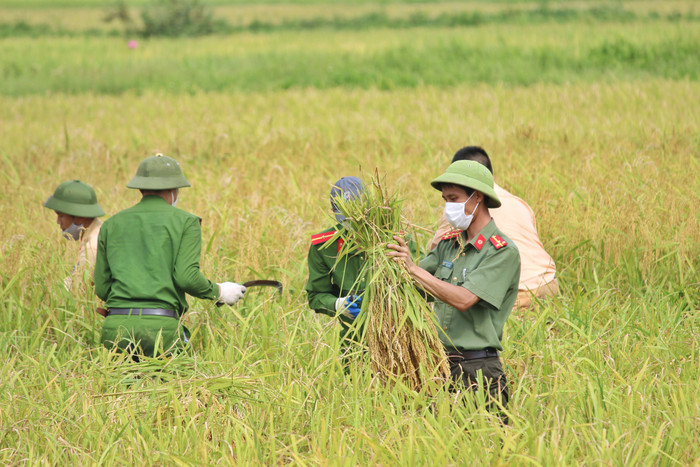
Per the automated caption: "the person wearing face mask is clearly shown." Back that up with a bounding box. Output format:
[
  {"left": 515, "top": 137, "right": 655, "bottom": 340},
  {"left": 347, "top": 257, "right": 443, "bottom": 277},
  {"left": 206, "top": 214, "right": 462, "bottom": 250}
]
[
  {"left": 94, "top": 154, "right": 246, "bottom": 359},
  {"left": 429, "top": 146, "right": 558, "bottom": 309},
  {"left": 387, "top": 160, "right": 520, "bottom": 415},
  {"left": 44, "top": 180, "right": 106, "bottom": 291},
  {"left": 306, "top": 176, "right": 367, "bottom": 354}
]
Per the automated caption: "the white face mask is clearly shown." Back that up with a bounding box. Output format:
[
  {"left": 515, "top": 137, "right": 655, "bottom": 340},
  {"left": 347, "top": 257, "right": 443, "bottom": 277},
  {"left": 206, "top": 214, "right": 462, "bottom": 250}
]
[
  {"left": 171, "top": 189, "right": 179, "bottom": 207},
  {"left": 62, "top": 222, "right": 83, "bottom": 241},
  {"left": 444, "top": 192, "right": 479, "bottom": 230}
]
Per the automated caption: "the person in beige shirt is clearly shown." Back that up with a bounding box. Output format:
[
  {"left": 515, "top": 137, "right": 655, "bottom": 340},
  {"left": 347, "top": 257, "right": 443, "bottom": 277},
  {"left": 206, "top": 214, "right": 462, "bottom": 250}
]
[
  {"left": 430, "top": 147, "right": 558, "bottom": 309},
  {"left": 44, "top": 180, "right": 105, "bottom": 292}
]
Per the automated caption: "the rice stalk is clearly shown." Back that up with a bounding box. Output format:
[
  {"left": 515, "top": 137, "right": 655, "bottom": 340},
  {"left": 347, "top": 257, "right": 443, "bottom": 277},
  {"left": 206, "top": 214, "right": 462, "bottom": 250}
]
[{"left": 330, "top": 170, "right": 450, "bottom": 391}]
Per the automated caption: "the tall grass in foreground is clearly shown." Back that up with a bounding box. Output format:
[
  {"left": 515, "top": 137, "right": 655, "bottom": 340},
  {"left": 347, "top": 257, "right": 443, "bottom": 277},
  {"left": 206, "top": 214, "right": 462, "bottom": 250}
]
[
  {"left": 0, "top": 82, "right": 697, "bottom": 463},
  {"left": 331, "top": 172, "right": 449, "bottom": 391}
]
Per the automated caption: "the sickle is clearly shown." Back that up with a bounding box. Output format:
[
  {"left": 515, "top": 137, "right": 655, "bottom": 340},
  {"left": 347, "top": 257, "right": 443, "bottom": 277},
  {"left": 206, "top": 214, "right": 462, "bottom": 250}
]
[
  {"left": 242, "top": 280, "right": 283, "bottom": 294},
  {"left": 216, "top": 280, "right": 283, "bottom": 307}
]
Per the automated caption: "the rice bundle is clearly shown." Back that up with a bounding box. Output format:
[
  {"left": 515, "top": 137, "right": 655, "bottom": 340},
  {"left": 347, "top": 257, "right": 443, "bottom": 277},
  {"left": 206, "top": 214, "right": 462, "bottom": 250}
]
[{"left": 331, "top": 172, "right": 450, "bottom": 391}]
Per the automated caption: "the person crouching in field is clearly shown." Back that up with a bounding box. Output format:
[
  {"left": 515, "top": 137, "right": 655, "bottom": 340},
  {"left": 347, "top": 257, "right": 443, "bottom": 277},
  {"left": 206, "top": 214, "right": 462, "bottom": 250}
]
[
  {"left": 305, "top": 177, "right": 366, "bottom": 355},
  {"left": 430, "top": 146, "right": 558, "bottom": 309},
  {"left": 387, "top": 161, "right": 520, "bottom": 414},
  {"left": 44, "top": 180, "right": 105, "bottom": 296},
  {"left": 94, "top": 154, "right": 246, "bottom": 359}
]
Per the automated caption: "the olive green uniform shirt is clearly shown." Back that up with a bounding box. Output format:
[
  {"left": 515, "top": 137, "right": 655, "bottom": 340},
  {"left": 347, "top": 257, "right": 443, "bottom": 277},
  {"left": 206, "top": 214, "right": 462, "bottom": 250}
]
[
  {"left": 419, "top": 219, "right": 520, "bottom": 352},
  {"left": 94, "top": 195, "right": 218, "bottom": 313},
  {"left": 305, "top": 226, "right": 366, "bottom": 329}
]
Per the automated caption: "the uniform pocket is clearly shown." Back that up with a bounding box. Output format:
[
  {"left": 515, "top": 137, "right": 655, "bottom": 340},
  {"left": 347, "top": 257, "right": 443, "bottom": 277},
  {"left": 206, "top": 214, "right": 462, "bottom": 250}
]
[{"left": 435, "top": 266, "right": 454, "bottom": 281}]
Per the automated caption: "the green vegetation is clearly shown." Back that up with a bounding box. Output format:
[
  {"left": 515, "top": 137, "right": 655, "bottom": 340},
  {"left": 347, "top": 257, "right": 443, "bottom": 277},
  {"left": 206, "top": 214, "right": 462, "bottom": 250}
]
[
  {"left": 3, "top": 4, "right": 700, "bottom": 37},
  {"left": 1, "top": 23, "right": 699, "bottom": 96},
  {"left": 138, "top": 0, "right": 227, "bottom": 37},
  {"left": 0, "top": 0, "right": 698, "bottom": 463}
]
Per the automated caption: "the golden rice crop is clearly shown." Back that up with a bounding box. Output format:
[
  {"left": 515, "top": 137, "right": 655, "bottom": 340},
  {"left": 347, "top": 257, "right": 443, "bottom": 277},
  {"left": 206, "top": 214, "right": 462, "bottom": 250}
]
[{"left": 330, "top": 171, "right": 450, "bottom": 391}]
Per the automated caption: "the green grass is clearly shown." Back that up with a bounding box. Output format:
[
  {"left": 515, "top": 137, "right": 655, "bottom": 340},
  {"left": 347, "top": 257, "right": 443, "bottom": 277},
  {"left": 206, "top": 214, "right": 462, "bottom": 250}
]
[
  {"left": 1, "top": 22, "right": 699, "bottom": 96},
  {"left": 2, "top": 3, "right": 699, "bottom": 36}
]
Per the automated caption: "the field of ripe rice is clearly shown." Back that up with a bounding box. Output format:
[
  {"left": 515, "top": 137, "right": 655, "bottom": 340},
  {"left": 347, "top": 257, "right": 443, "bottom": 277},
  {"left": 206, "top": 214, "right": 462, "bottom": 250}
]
[{"left": 1, "top": 81, "right": 698, "bottom": 464}]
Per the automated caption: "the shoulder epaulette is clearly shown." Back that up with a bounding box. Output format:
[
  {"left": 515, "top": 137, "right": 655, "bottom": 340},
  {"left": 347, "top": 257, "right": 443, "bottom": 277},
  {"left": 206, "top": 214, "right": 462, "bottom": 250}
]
[
  {"left": 440, "top": 230, "right": 463, "bottom": 241},
  {"left": 311, "top": 230, "right": 337, "bottom": 245},
  {"left": 489, "top": 234, "right": 508, "bottom": 250}
]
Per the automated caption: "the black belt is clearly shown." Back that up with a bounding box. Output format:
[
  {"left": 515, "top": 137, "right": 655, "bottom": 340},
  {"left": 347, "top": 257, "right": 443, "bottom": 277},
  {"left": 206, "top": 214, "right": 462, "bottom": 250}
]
[
  {"left": 448, "top": 348, "right": 499, "bottom": 361},
  {"left": 108, "top": 308, "right": 178, "bottom": 319}
]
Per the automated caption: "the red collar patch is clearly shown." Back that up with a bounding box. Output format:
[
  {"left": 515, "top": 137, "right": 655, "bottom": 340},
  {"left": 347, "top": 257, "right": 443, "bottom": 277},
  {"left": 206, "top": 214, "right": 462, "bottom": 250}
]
[
  {"left": 311, "top": 231, "right": 337, "bottom": 245},
  {"left": 441, "top": 230, "right": 463, "bottom": 241},
  {"left": 489, "top": 234, "right": 508, "bottom": 250},
  {"left": 474, "top": 234, "right": 486, "bottom": 251}
]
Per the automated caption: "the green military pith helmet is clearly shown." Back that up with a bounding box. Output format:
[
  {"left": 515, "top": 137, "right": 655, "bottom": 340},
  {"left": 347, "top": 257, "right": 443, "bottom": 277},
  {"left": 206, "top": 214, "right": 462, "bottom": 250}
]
[
  {"left": 44, "top": 180, "right": 105, "bottom": 218},
  {"left": 126, "top": 153, "right": 191, "bottom": 190},
  {"left": 430, "top": 160, "right": 502, "bottom": 208}
]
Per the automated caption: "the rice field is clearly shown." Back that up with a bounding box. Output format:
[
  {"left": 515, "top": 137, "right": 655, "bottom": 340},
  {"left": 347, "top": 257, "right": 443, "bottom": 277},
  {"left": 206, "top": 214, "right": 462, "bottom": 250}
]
[{"left": 0, "top": 0, "right": 698, "bottom": 464}]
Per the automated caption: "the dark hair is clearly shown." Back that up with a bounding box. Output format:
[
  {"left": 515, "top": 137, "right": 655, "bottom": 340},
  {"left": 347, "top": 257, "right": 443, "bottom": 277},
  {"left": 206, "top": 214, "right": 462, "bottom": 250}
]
[
  {"left": 139, "top": 188, "right": 176, "bottom": 195},
  {"left": 451, "top": 146, "right": 493, "bottom": 175},
  {"left": 437, "top": 183, "right": 474, "bottom": 197}
]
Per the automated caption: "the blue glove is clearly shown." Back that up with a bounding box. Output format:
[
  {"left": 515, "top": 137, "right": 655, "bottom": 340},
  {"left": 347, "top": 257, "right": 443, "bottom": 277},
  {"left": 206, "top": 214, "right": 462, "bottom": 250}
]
[
  {"left": 345, "top": 295, "right": 362, "bottom": 318},
  {"left": 335, "top": 295, "right": 362, "bottom": 319}
]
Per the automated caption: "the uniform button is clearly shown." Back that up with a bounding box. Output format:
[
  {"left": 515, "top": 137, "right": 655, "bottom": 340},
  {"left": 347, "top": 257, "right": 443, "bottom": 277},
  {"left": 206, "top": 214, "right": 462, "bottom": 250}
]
[{"left": 452, "top": 277, "right": 457, "bottom": 281}]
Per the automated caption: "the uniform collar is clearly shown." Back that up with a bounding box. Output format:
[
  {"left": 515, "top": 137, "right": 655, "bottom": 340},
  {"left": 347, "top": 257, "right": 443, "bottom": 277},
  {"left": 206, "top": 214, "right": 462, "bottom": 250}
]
[
  {"left": 140, "top": 194, "right": 172, "bottom": 206},
  {"left": 465, "top": 219, "right": 498, "bottom": 252}
]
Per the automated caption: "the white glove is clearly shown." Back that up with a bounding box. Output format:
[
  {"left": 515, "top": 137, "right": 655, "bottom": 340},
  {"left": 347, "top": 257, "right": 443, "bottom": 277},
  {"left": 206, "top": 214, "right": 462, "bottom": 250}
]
[{"left": 217, "top": 282, "right": 246, "bottom": 305}]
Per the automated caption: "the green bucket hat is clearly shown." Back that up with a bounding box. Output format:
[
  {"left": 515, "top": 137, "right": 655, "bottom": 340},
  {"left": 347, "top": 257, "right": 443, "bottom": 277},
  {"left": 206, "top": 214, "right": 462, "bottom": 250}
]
[
  {"left": 430, "top": 160, "right": 501, "bottom": 208},
  {"left": 126, "top": 154, "right": 191, "bottom": 190},
  {"left": 44, "top": 180, "right": 105, "bottom": 218}
]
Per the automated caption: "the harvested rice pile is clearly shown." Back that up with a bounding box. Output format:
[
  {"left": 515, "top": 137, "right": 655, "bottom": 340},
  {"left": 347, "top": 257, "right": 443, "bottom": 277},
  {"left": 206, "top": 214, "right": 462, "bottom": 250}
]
[{"left": 333, "top": 173, "right": 450, "bottom": 391}]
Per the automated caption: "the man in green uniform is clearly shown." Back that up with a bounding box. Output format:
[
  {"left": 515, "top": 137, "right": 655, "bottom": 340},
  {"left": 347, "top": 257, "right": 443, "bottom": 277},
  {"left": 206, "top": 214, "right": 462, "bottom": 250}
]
[
  {"left": 305, "top": 176, "right": 366, "bottom": 345},
  {"left": 94, "top": 154, "right": 245, "bottom": 358},
  {"left": 44, "top": 180, "right": 105, "bottom": 293},
  {"left": 387, "top": 161, "right": 520, "bottom": 410}
]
